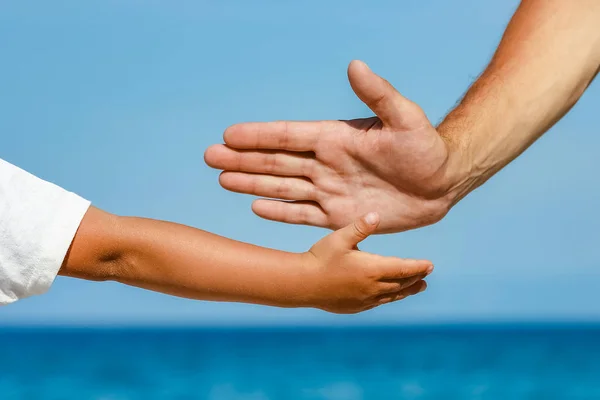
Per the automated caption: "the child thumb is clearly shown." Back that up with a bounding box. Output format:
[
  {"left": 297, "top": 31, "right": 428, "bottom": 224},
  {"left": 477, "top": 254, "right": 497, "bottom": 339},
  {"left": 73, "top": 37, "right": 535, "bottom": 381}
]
[{"left": 334, "top": 212, "right": 380, "bottom": 248}]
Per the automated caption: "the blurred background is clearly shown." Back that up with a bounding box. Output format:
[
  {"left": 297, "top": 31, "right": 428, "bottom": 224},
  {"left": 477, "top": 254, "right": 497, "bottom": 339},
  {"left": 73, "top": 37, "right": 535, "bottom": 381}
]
[{"left": 1, "top": 0, "right": 600, "bottom": 398}]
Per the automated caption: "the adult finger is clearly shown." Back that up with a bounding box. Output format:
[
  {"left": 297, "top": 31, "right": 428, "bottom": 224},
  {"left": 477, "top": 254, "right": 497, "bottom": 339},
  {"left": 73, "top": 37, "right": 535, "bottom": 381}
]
[
  {"left": 252, "top": 199, "right": 329, "bottom": 228},
  {"left": 204, "top": 145, "right": 316, "bottom": 177},
  {"left": 223, "top": 121, "right": 326, "bottom": 151},
  {"left": 219, "top": 172, "right": 318, "bottom": 201}
]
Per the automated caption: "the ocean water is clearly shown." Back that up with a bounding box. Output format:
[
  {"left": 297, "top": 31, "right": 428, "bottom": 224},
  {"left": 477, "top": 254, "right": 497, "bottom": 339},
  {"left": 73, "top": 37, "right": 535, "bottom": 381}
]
[{"left": 1, "top": 325, "right": 600, "bottom": 400}]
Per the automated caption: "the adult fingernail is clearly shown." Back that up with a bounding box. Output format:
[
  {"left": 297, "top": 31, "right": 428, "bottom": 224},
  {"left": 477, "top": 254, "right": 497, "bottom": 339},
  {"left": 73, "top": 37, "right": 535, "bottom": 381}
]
[{"left": 426, "top": 265, "right": 434, "bottom": 275}]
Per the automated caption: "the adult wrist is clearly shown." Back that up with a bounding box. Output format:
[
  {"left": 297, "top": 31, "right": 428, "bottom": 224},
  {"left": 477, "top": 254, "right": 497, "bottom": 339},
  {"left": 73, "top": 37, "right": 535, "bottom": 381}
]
[{"left": 436, "top": 121, "right": 480, "bottom": 209}]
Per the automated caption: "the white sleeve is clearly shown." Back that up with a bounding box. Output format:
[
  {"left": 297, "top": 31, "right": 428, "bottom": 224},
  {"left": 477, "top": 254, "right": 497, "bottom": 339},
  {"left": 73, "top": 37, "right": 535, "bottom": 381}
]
[{"left": 0, "top": 158, "right": 91, "bottom": 305}]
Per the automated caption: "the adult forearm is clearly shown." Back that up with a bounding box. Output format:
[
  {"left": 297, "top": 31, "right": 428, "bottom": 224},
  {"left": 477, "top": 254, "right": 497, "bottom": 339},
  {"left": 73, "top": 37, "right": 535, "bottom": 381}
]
[
  {"left": 59, "top": 207, "right": 308, "bottom": 308},
  {"left": 439, "top": 0, "right": 600, "bottom": 203}
]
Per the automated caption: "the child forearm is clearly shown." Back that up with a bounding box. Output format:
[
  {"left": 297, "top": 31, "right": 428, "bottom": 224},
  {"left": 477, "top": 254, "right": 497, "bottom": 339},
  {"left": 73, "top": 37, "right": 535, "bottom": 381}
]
[
  {"left": 60, "top": 207, "right": 432, "bottom": 313},
  {"left": 60, "top": 207, "right": 311, "bottom": 308},
  {"left": 114, "top": 217, "right": 310, "bottom": 307}
]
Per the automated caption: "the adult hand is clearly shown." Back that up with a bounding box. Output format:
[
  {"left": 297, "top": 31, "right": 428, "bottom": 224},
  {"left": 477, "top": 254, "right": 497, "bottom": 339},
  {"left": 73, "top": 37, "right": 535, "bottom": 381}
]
[{"left": 205, "top": 61, "right": 465, "bottom": 233}]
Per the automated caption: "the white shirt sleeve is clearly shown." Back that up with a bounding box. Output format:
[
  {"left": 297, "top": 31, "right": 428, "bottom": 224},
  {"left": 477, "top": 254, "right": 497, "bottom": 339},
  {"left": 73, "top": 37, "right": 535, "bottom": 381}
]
[{"left": 0, "top": 158, "right": 91, "bottom": 305}]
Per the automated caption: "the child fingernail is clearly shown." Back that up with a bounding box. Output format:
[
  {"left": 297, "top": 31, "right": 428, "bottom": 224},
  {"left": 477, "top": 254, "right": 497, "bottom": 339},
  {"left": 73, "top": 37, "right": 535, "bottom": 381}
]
[
  {"left": 426, "top": 265, "right": 434, "bottom": 274},
  {"left": 365, "top": 212, "right": 379, "bottom": 225}
]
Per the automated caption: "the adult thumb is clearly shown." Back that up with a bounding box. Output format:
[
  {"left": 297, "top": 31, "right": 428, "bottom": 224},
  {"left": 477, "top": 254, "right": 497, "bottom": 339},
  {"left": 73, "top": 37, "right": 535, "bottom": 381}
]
[{"left": 347, "top": 60, "right": 423, "bottom": 128}]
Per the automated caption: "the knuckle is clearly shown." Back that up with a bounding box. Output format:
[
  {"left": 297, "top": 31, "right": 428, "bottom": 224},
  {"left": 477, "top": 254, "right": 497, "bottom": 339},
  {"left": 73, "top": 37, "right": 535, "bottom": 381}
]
[
  {"left": 279, "top": 122, "right": 290, "bottom": 148},
  {"left": 397, "top": 277, "right": 414, "bottom": 290},
  {"left": 370, "top": 92, "right": 387, "bottom": 109},
  {"left": 381, "top": 283, "right": 401, "bottom": 295},
  {"left": 276, "top": 179, "right": 290, "bottom": 196},
  {"left": 235, "top": 153, "right": 243, "bottom": 171},
  {"left": 352, "top": 221, "right": 368, "bottom": 239},
  {"left": 248, "top": 176, "right": 260, "bottom": 194},
  {"left": 370, "top": 265, "right": 388, "bottom": 281},
  {"left": 349, "top": 282, "right": 375, "bottom": 304},
  {"left": 307, "top": 185, "right": 318, "bottom": 201},
  {"left": 302, "top": 158, "right": 316, "bottom": 178},
  {"left": 366, "top": 270, "right": 382, "bottom": 282},
  {"left": 394, "top": 266, "right": 409, "bottom": 278},
  {"left": 361, "top": 261, "right": 385, "bottom": 281},
  {"left": 378, "top": 297, "right": 392, "bottom": 305},
  {"left": 363, "top": 282, "right": 382, "bottom": 299},
  {"left": 266, "top": 154, "right": 277, "bottom": 173},
  {"left": 274, "top": 153, "right": 284, "bottom": 170},
  {"left": 298, "top": 206, "right": 310, "bottom": 225}
]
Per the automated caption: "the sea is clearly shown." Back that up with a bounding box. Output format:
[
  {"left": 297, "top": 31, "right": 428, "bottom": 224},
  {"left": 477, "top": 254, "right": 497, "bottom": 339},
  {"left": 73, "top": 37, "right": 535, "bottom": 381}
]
[{"left": 1, "top": 324, "right": 600, "bottom": 400}]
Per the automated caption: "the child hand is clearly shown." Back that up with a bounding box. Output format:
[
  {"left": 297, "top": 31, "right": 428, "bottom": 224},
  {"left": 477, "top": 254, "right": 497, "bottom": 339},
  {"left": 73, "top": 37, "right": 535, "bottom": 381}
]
[{"left": 301, "top": 212, "right": 432, "bottom": 314}]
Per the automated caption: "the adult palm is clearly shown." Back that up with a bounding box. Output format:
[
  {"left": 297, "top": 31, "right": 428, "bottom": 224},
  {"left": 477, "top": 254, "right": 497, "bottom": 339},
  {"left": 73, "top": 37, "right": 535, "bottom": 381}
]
[{"left": 204, "top": 61, "right": 462, "bottom": 233}]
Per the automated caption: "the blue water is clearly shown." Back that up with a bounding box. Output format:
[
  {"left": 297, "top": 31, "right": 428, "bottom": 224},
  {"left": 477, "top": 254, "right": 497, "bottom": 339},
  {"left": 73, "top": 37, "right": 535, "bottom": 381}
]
[{"left": 2, "top": 325, "right": 600, "bottom": 399}]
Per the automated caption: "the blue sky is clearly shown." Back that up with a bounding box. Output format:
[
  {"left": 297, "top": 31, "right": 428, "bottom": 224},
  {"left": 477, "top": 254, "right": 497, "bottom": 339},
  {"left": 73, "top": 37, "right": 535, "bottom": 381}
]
[{"left": 1, "top": 0, "right": 599, "bottom": 326}]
